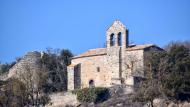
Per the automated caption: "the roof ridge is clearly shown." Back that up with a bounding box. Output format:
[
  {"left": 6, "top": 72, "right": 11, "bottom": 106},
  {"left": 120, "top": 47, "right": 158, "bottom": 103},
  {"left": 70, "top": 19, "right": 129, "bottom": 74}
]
[{"left": 89, "top": 48, "right": 105, "bottom": 50}]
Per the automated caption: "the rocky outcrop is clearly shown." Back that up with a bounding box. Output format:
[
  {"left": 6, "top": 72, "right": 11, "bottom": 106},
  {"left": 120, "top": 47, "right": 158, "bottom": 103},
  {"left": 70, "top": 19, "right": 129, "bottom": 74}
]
[
  {"left": 150, "top": 98, "right": 190, "bottom": 107},
  {"left": 78, "top": 97, "right": 190, "bottom": 107},
  {"left": 0, "top": 51, "right": 42, "bottom": 80},
  {"left": 153, "top": 98, "right": 168, "bottom": 107}
]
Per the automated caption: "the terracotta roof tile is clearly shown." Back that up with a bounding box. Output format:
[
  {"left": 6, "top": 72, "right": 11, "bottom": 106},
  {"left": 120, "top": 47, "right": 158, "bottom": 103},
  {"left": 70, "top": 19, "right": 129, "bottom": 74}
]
[
  {"left": 73, "top": 44, "right": 159, "bottom": 59},
  {"left": 126, "top": 44, "right": 155, "bottom": 51},
  {"left": 73, "top": 48, "right": 106, "bottom": 59},
  {"left": 68, "top": 64, "right": 76, "bottom": 67}
]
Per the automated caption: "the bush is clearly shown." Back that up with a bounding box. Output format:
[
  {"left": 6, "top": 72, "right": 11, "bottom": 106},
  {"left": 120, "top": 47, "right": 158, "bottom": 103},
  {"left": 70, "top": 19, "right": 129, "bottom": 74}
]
[{"left": 74, "top": 87, "right": 110, "bottom": 103}]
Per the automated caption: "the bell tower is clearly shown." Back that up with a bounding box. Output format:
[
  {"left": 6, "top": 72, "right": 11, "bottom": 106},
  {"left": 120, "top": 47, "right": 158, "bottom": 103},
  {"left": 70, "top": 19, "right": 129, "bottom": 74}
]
[
  {"left": 106, "top": 20, "right": 129, "bottom": 85},
  {"left": 106, "top": 20, "right": 129, "bottom": 48}
]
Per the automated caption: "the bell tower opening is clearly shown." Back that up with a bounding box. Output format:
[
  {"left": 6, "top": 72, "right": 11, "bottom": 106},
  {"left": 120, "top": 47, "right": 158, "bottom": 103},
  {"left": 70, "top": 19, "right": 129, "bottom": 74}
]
[
  {"left": 118, "top": 32, "right": 122, "bottom": 46},
  {"left": 110, "top": 33, "right": 115, "bottom": 46},
  {"left": 106, "top": 20, "right": 128, "bottom": 48}
]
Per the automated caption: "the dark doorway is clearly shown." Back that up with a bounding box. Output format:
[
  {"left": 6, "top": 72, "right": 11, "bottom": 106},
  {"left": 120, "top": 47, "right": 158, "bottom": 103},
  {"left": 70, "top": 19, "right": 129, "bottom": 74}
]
[{"left": 89, "top": 80, "right": 95, "bottom": 88}]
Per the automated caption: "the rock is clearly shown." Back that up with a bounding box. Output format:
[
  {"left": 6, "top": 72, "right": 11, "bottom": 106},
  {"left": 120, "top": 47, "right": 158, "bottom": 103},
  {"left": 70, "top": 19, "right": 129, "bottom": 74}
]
[
  {"left": 168, "top": 102, "right": 178, "bottom": 107},
  {"left": 180, "top": 102, "right": 190, "bottom": 107},
  {"left": 45, "top": 92, "right": 79, "bottom": 107},
  {"left": 143, "top": 102, "right": 151, "bottom": 107},
  {"left": 153, "top": 98, "right": 167, "bottom": 107},
  {"left": 116, "top": 103, "right": 123, "bottom": 107}
]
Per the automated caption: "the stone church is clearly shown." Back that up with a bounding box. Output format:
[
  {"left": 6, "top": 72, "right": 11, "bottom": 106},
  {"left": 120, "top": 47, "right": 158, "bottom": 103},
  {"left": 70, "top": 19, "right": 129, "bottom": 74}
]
[{"left": 67, "top": 20, "right": 162, "bottom": 93}]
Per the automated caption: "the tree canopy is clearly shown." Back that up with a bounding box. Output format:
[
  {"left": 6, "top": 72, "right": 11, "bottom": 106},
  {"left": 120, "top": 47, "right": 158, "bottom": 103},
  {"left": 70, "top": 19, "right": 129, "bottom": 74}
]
[{"left": 134, "top": 41, "right": 190, "bottom": 105}]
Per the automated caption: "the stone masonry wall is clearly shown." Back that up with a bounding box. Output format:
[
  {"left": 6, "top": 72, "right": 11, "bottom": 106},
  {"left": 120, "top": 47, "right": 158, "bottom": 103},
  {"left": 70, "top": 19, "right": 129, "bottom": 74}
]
[
  {"left": 67, "top": 66, "right": 75, "bottom": 90},
  {"left": 106, "top": 46, "right": 122, "bottom": 85},
  {"left": 72, "top": 54, "right": 112, "bottom": 88}
]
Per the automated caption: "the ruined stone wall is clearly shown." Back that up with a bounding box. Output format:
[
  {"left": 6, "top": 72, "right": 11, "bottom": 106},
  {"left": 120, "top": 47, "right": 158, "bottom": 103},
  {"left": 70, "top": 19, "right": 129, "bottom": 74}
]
[{"left": 2, "top": 51, "right": 42, "bottom": 80}]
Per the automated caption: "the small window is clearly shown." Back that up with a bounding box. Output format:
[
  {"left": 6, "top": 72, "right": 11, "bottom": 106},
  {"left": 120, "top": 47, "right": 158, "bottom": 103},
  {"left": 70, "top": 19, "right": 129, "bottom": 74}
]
[{"left": 97, "top": 67, "right": 100, "bottom": 72}]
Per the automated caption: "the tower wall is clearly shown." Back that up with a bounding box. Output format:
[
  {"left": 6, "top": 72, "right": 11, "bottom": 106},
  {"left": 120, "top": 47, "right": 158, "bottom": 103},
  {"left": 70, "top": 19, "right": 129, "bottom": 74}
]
[
  {"left": 106, "top": 47, "right": 121, "bottom": 85},
  {"left": 67, "top": 64, "right": 81, "bottom": 91},
  {"left": 67, "top": 66, "right": 75, "bottom": 91},
  {"left": 106, "top": 20, "right": 129, "bottom": 85}
]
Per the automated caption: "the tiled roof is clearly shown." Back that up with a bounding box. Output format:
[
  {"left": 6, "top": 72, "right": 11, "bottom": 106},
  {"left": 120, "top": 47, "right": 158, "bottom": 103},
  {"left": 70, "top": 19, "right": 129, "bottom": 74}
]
[
  {"left": 73, "top": 44, "right": 159, "bottom": 59},
  {"left": 68, "top": 64, "right": 76, "bottom": 67},
  {"left": 73, "top": 48, "right": 107, "bottom": 59},
  {"left": 126, "top": 44, "right": 155, "bottom": 51}
]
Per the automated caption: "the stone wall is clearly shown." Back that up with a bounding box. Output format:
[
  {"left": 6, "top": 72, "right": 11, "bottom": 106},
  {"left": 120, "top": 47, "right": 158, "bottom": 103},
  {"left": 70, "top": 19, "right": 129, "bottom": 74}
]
[
  {"left": 106, "top": 46, "right": 122, "bottom": 85},
  {"left": 124, "top": 50, "right": 144, "bottom": 78},
  {"left": 69, "top": 48, "right": 145, "bottom": 90},
  {"left": 67, "top": 65, "right": 75, "bottom": 90},
  {"left": 46, "top": 92, "right": 79, "bottom": 107},
  {"left": 71, "top": 54, "right": 112, "bottom": 88},
  {"left": 74, "top": 64, "right": 81, "bottom": 89}
]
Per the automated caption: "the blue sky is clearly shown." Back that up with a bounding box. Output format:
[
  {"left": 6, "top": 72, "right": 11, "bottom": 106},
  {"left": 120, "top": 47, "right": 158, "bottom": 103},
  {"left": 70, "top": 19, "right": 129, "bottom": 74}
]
[{"left": 0, "top": 0, "right": 190, "bottom": 63}]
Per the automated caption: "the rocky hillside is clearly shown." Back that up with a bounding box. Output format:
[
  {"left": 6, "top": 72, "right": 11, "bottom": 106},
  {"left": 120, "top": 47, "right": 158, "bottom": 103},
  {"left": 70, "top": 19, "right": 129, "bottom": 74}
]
[{"left": 0, "top": 51, "right": 42, "bottom": 80}]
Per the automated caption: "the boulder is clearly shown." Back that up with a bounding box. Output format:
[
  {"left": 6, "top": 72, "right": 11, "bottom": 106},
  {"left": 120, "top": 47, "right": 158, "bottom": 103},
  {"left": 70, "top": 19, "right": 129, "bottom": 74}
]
[
  {"left": 168, "top": 102, "right": 178, "bottom": 107},
  {"left": 153, "top": 98, "right": 167, "bottom": 107}
]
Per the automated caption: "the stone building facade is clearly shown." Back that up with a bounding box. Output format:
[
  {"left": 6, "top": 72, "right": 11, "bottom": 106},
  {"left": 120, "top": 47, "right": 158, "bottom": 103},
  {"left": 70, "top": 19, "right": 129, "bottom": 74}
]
[{"left": 67, "top": 20, "right": 163, "bottom": 92}]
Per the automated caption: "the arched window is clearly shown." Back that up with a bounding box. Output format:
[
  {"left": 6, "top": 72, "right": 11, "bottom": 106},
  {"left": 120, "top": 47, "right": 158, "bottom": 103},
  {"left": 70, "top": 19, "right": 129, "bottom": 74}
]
[
  {"left": 118, "top": 32, "right": 122, "bottom": 46},
  {"left": 89, "top": 80, "right": 95, "bottom": 88},
  {"left": 110, "top": 33, "right": 115, "bottom": 46}
]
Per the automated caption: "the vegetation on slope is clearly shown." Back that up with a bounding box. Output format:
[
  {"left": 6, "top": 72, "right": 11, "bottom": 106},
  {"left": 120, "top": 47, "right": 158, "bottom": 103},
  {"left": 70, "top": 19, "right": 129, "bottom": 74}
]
[
  {"left": 133, "top": 41, "right": 190, "bottom": 107},
  {"left": 74, "top": 87, "right": 110, "bottom": 104},
  {"left": 0, "top": 48, "right": 73, "bottom": 107}
]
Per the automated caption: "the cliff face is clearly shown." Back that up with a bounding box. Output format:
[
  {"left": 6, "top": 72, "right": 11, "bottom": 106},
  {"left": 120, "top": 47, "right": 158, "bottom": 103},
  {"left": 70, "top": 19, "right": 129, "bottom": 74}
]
[{"left": 0, "top": 51, "right": 42, "bottom": 80}]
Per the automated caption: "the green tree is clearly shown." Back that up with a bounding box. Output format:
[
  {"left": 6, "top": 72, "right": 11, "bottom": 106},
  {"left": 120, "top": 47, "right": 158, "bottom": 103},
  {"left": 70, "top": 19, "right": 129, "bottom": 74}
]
[
  {"left": 0, "top": 61, "right": 16, "bottom": 74},
  {"left": 60, "top": 49, "right": 73, "bottom": 66},
  {"left": 0, "top": 78, "right": 27, "bottom": 107},
  {"left": 41, "top": 48, "right": 73, "bottom": 93},
  {"left": 133, "top": 41, "right": 190, "bottom": 106},
  {"left": 161, "top": 44, "right": 190, "bottom": 100}
]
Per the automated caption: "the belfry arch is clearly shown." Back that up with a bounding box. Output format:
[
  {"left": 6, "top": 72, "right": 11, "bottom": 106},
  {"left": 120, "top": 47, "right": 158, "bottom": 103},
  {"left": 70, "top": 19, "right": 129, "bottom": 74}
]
[
  {"left": 110, "top": 33, "right": 115, "bottom": 46},
  {"left": 118, "top": 32, "right": 122, "bottom": 46},
  {"left": 106, "top": 20, "right": 128, "bottom": 48}
]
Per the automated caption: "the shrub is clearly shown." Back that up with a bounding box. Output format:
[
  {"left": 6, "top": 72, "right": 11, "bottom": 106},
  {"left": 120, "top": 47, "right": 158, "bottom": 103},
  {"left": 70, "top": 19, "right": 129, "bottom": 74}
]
[{"left": 74, "top": 87, "right": 110, "bottom": 103}]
